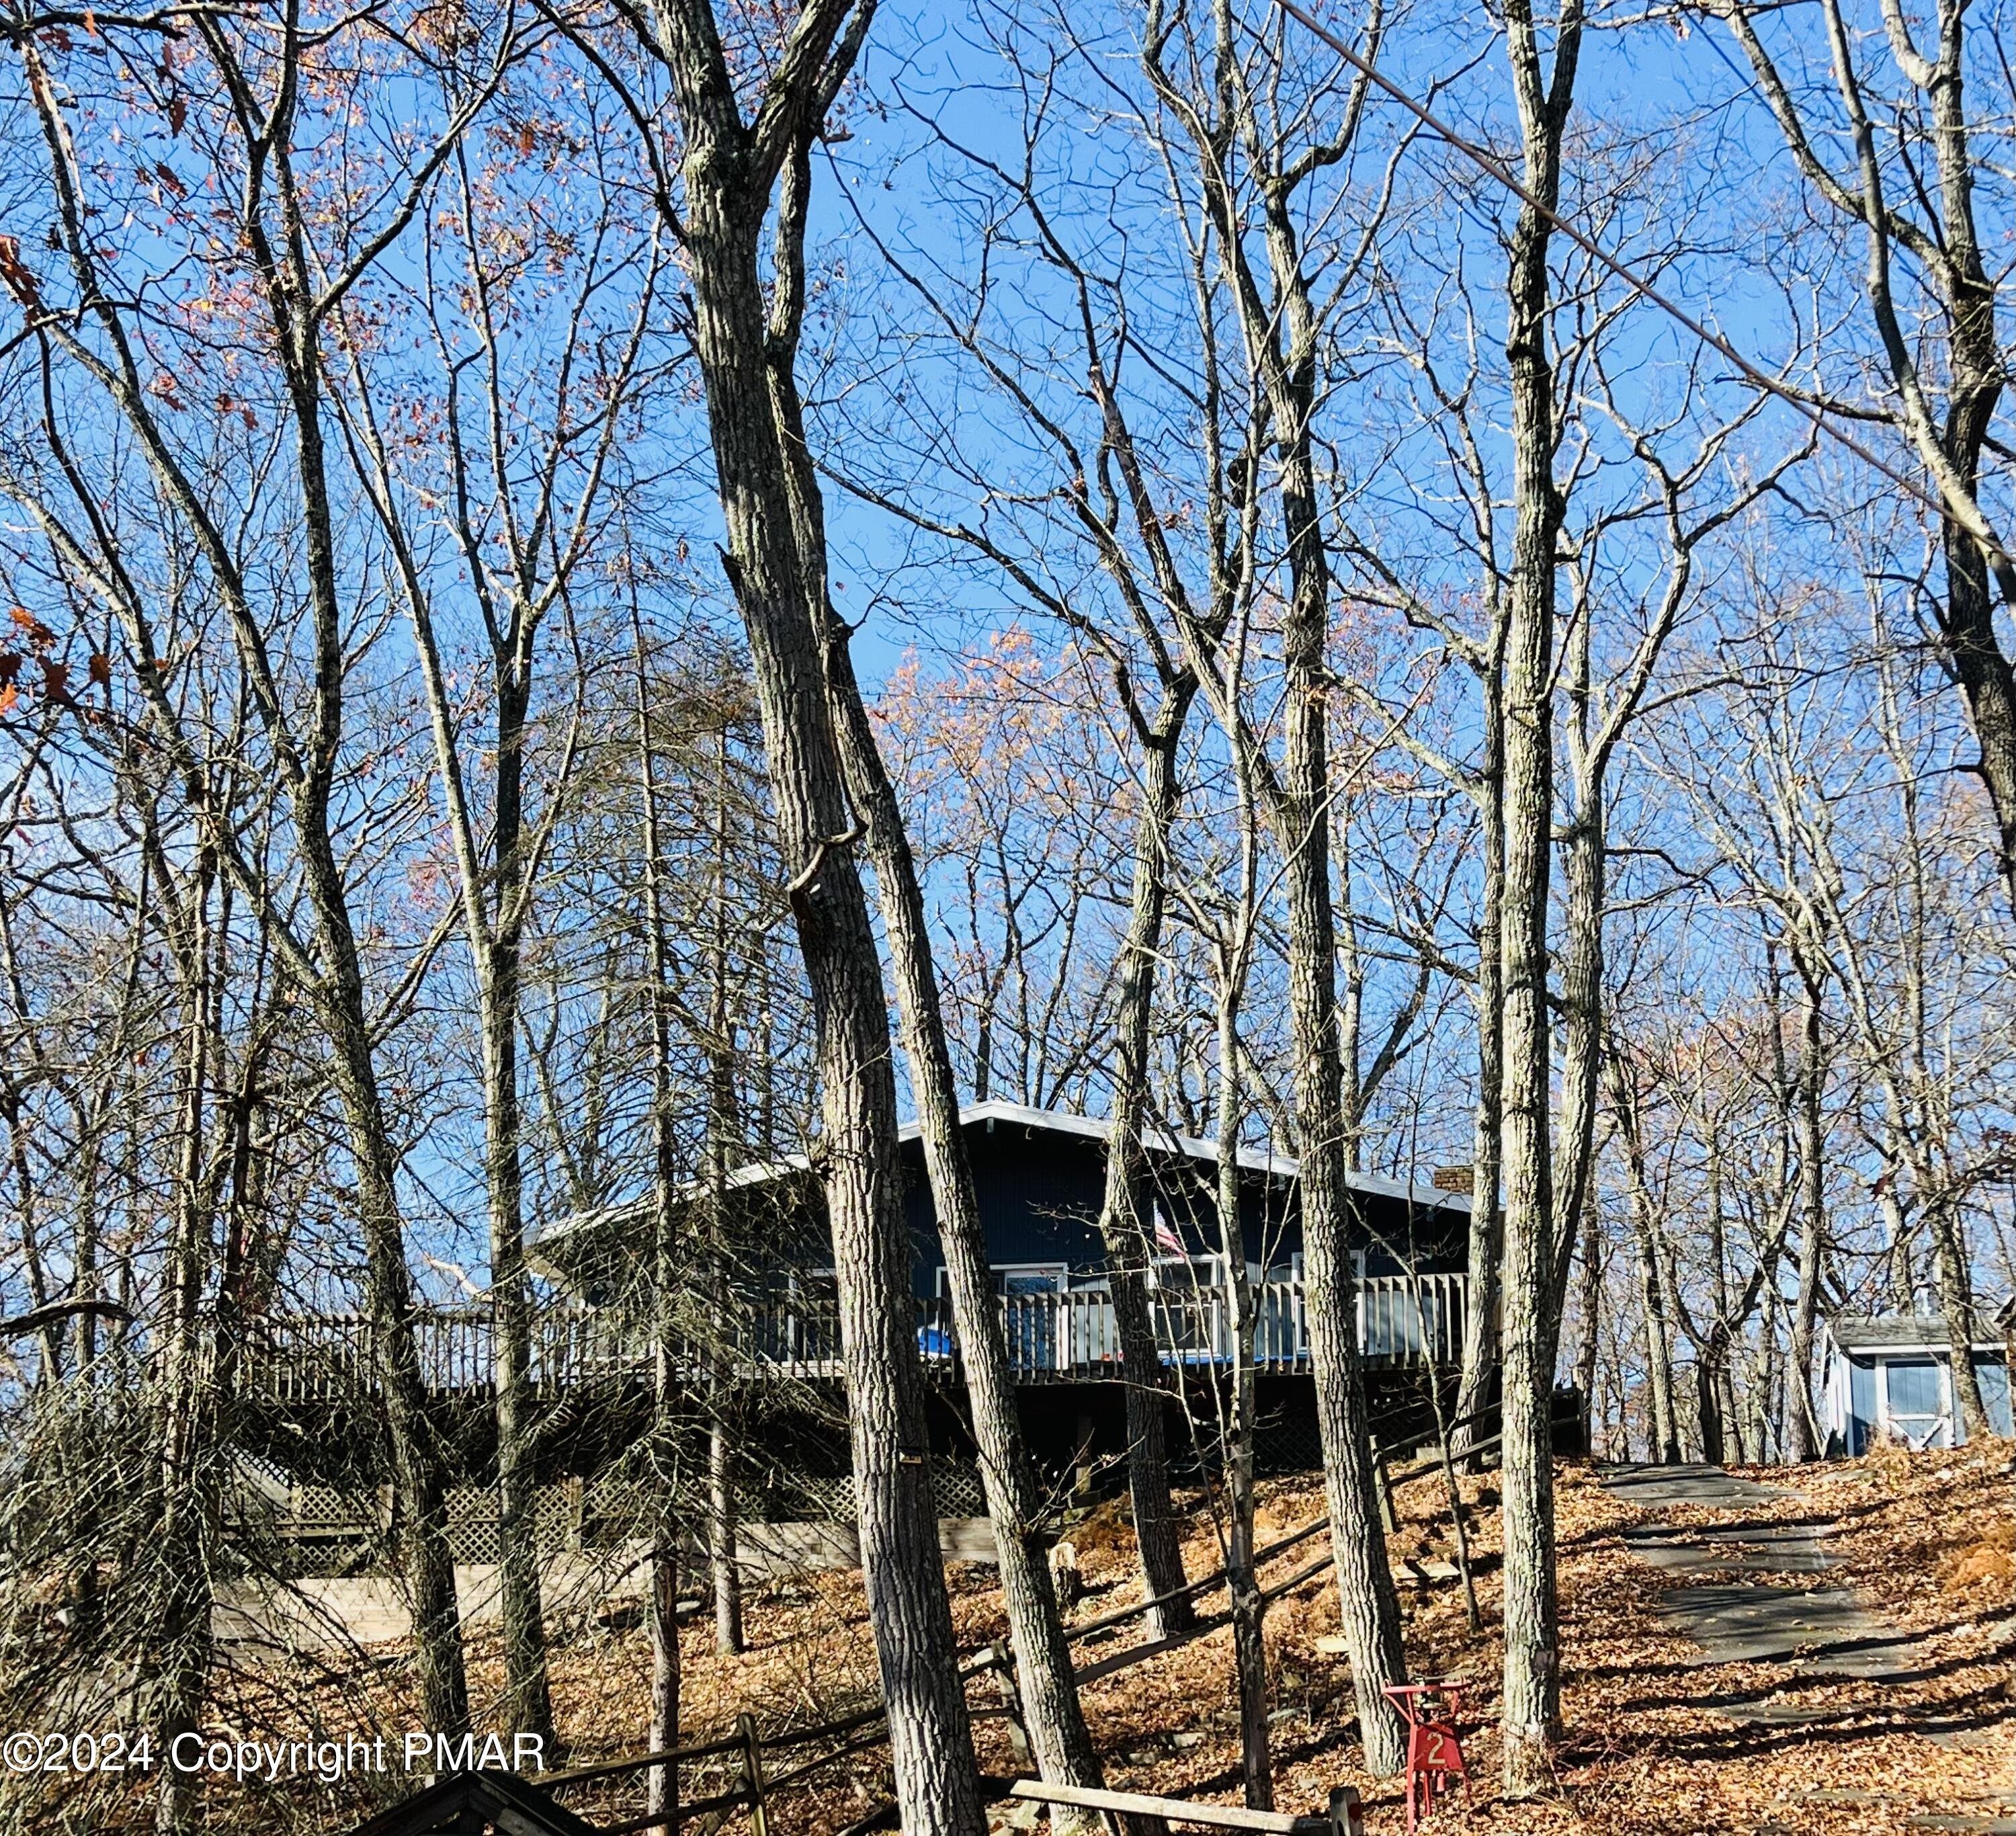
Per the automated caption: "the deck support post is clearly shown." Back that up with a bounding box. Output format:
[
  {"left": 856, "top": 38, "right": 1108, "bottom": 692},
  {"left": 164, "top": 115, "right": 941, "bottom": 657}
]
[{"left": 1370, "top": 1442, "right": 1397, "bottom": 1534}]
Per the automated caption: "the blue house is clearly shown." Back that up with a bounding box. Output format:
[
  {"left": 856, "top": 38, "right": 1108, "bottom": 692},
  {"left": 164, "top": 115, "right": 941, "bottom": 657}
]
[
  {"left": 1818, "top": 1305, "right": 2015, "bottom": 1454},
  {"left": 529, "top": 1101, "right": 1475, "bottom": 1386},
  {"left": 241, "top": 1104, "right": 1485, "bottom": 1517}
]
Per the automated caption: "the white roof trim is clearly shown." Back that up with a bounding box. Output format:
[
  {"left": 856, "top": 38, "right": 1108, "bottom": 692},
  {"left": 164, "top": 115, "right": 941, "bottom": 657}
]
[
  {"left": 532, "top": 1100, "right": 1467, "bottom": 1260},
  {"left": 528, "top": 1150, "right": 813, "bottom": 1259},
  {"left": 937, "top": 1101, "right": 1470, "bottom": 1213}
]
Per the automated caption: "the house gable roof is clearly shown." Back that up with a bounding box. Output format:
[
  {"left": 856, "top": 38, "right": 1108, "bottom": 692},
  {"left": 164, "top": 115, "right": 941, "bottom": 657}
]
[
  {"left": 528, "top": 1101, "right": 1469, "bottom": 1274},
  {"left": 943, "top": 1101, "right": 1470, "bottom": 1213}
]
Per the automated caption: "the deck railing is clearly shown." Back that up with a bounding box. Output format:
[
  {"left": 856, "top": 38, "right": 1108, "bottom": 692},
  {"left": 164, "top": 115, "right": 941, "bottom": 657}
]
[{"left": 246, "top": 1272, "right": 1467, "bottom": 1402}]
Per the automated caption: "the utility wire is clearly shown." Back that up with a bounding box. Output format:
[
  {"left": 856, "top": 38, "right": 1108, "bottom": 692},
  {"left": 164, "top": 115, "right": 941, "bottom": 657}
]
[{"left": 1277, "top": 0, "right": 2013, "bottom": 570}]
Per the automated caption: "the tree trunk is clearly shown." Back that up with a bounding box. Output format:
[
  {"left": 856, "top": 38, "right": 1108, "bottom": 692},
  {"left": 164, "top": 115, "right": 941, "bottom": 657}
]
[
  {"left": 251, "top": 60, "right": 476, "bottom": 1726},
  {"left": 288, "top": 108, "right": 470, "bottom": 1734},
  {"left": 1633, "top": 1216, "right": 1679, "bottom": 1466},
  {"left": 1454, "top": 686, "right": 1504, "bottom": 1468},
  {"left": 1736, "top": 0, "right": 2016, "bottom": 919},
  {"left": 1718, "top": 1357, "right": 1747, "bottom": 1466},
  {"left": 1880, "top": 1179, "right": 1915, "bottom": 1313},
  {"left": 648, "top": 1538, "right": 682, "bottom": 1825},
  {"left": 1213, "top": 721, "right": 1269, "bottom": 1811},
  {"left": 152, "top": 859, "right": 216, "bottom": 1836},
  {"left": 1498, "top": 0, "right": 1581, "bottom": 1789},
  {"left": 647, "top": 12, "right": 985, "bottom": 1826},
  {"left": 1609, "top": 1079, "right": 1678, "bottom": 1466},
  {"left": 763, "top": 139, "right": 1103, "bottom": 1809},
  {"left": 11, "top": 14, "right": 480, "bottom": 1735},
  {"left": 816, "top": 640, "right": 1105, "bottom": 1810},
  {"left": 1783, "top": 965, "right": 1826, "bottom": 1463},
  {"left": 1275, "top": 460, "right": 1406, "bottom": 1783},
  {"left": 1745, "top": 1298, "right": 1779, "bottom": 1465},
  {"left": 1224, "top": 1275, "right": 1271, "bottom": 1812},
  {"left": 709, "top": 1420, "right": 744, "bottom": 1655},
  {"left": 1927, "top": 1203, "right": 1991, "bottom": 1443},
  {"left": 706, "top": 728, "right": 746, "bottom": 1659},
  {"left": 396, "top": 579, "right": 552, "bottom": 1747},
  {"left": 1571, "top": 1173, "right": 1601, "bottom": 1457},
  {"left": 1244, "top": 110, "right": 1408, "bottom": 1779},
  {"left": 315, "top": 941, "right": 468, "bottom": 1735},
  {"left": 635, "top": 614, "right": 685, "bottom": 1828},
  {"left": 1136, "top": 4, "right": 1403, "bottom": 1734},
  {"left": 1920, "top": 0, "right": 2016, "bottom": 921},
  {"left": 1692, "top": 1354, "right": 1721, "bottom": 1468},
  {"left": 1700, "top": 1144, "right": 1732, "bottom": 1464},
  {"left": 1552, "top": 616, "right": 1605, "bottom": 1321},
  {"left": 1091, "top": 692, "right": 1198, "bottom": 1635},
  {"left": 480, "top": 767, "right": 554, "bottom": 1741},
  {"left": 401, "top": 597, "right": 552, "bottom": 1743},
  {"left": 1708, "top": 1333, "right": 1740, "bottom": 1465}
]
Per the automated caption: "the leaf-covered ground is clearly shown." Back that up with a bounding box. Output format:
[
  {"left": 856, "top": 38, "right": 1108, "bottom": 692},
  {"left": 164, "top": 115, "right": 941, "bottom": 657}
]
[
  {"left": 40, "top": 1445, "right": 2011, "bottom": 1833},
  {"left": 536, "top": 1441, "right": 2013, "bottom": 1833}
]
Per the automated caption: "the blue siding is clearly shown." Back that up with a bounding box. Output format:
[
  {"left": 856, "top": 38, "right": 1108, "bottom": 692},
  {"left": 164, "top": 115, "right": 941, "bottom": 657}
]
[
  {"left": 1976, "top": 1355, "right": 2012, "bottom": 1438},
  {"left": 1849, "top": 1356, "right": 1876, "bottom": 1456},
  {"left": 896, "top": 1118, "right": 1467, "bottom": 1295}
]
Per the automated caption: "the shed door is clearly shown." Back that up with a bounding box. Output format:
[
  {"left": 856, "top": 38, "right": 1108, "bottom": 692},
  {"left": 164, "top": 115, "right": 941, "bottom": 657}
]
[{"left": 1882, "top": 1358, "right": 1949, "bottom": 1450}]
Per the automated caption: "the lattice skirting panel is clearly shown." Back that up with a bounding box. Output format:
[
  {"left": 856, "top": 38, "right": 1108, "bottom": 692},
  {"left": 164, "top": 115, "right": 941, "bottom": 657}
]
[
  {"left": 585, "top": 1459, "right": 984, "bottom": 1547},
  {"left": 1253, "top": 1416, "right": 1327, "bottom": 1474},
  {"left": 231, "top": 1459, "right": 993, "bottom": 1573}
]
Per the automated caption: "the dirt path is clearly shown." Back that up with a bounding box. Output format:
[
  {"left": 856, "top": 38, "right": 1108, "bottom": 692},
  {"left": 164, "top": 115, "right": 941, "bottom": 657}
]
[{"left": 1599, "top": 1461, "right": 2014, "bottom": 1831}]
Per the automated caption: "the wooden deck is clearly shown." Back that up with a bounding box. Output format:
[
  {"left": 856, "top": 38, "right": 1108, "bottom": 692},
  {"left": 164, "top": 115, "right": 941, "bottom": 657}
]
[
  {"left": 243, "top": 1275, "right": 1467, "bottom": 1403},
  {"left": 244, "top": 1282, "right": 1468, "bottom": 1411}
]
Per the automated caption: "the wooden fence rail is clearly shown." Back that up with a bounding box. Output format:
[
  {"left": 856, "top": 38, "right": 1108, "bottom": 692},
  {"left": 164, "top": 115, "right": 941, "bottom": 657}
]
[{"left": 1006, "top": 1780, "right": 1363, "bottom": 1835}]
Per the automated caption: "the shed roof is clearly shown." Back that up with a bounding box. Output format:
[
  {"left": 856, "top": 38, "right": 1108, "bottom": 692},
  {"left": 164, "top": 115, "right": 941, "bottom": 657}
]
[
  {"left": 1826, "top": 1312, "right": 2009, "bottom": 1355},
  {"left": 346, "top": 1769, "right": 600, "bottom": 1836}
]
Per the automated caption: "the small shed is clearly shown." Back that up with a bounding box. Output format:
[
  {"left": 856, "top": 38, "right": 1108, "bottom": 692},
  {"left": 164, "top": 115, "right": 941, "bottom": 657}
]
[
  {"left": 345, "top": 1769, "right": 600, "bottom": 1835},
  {"left": 1818, "top": 1308, "right": 2014, "bottom": 1454}
]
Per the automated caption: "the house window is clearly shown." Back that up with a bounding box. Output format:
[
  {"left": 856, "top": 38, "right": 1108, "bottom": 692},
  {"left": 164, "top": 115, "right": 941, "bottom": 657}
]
[
  {"left": 781, "top": 1267, "right": 839, "bottom": 1309},
  {"left": 1151, "top": 1253, "right": 1224, "bottom": 1290},
  {"left": 1147, "top": 1255, "right": 1226, "bottom": 1363},
  {"left": 779, "top": 1269, "right": 840, "bottom": 1364},
  {"left": 1882, "top": 1358, "right": 1949, "bottom": 1450},
  {"left": 935, "top": 1263, "right": 1066, "bottom": 1296},
  {"left": 1259, "top": 1254, "right": 1306, "bottom": 1362}
]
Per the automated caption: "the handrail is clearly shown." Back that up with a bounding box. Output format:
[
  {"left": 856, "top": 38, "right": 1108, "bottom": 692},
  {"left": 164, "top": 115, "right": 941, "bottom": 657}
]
[{"left": 240, "top": 1274, "right": 1470, "bottom": 1399}]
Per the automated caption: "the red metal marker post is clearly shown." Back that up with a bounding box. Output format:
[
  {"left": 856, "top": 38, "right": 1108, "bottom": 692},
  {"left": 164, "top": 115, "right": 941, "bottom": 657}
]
[{"left": 1379, "top": 1680, "right": 1472, "bottom": 1831}]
